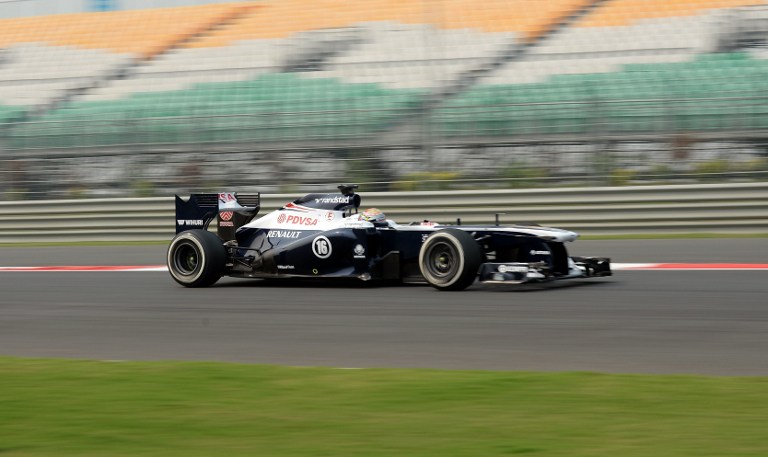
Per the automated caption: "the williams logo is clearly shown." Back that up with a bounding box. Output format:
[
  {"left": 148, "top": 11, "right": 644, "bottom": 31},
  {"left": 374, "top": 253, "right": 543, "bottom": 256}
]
[{"left": 177, "top": 219, "right": 204, "bottom": 226}]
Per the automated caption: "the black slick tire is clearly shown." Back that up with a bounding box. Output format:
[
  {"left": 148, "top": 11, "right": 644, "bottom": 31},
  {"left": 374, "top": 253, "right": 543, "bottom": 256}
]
[
  {"left": 418, "top": 228, "right": 482, "bottom": 291},
  {"left": 167, "top": 229, "right": 226, "bottom": 287}
]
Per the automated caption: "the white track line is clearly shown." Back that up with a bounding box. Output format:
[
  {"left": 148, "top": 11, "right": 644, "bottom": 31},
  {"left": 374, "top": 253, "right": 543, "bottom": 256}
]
[
  {"left": 613, "top": 263, "right": 768, "bottom": 271},
  {"left": 0, "top": 265, "right": 167, "bottom": 272}
]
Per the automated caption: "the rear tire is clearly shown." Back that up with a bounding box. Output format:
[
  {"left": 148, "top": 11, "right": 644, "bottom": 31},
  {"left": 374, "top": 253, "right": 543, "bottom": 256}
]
[
  {"left": 418, "top": 229, "right": 482, "bottom": 291},
  {"left": 167, "top": 230, "right": 226, "bottom": 287}
]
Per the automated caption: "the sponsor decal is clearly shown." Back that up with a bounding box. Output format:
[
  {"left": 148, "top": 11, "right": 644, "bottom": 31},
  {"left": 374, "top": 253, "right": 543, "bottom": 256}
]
[
  {"left": 421, "top": 234, "right": 429, "bottom": 243},
  {"left": 314, "top": 196, "right": 350, "bottom": 204},
  {"left": 326, "top": 211, "right": 335, "bottom": 221},
  {"left": 312, "top": 236, "right": 332, "bottom": 259},
  {"left": 498, "top": 265, "right": 529, "bottom": 274},
  {"left": 219, "top": 211, "right": 234, "bottom": 227},
  {"left": 284, "top": 202, "right": 312, "bottom": 212},
  {"left": 267, "top": 230, "right": 301, "bottom": 239},
  {"left": 353, "top": 244, "right": 366, "bottom": 259},
  {"left": 218, "top": 192, "right": 236, "bottom": 203},
  {"left": 177, "top": 219, "right": 204, "bottom": 226},
  {"left": 277, "top": 265, "right": 295, "bottom": 270},
  {"left": 219, "top": 211, "right": 235, "bottom": 227},
  {"left": 280, "top": 215, "right": 319, "bottom": 226},
  {"left": 342, "top": 220, "right": 369, "bottom": 228},
  {"left": 529, "top": 250, "right": 551, "bottom": 256}
]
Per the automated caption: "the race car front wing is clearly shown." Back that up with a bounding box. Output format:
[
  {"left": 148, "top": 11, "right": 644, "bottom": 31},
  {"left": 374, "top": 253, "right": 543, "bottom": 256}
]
[{"left": 478, "top": 257, "right": 612, "bottom": 284}]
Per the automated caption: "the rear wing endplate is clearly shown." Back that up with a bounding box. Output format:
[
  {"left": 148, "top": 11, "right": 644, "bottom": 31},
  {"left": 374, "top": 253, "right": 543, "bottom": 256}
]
[{"left": 174, "top": 192, "right": 260, "bottom": 240}]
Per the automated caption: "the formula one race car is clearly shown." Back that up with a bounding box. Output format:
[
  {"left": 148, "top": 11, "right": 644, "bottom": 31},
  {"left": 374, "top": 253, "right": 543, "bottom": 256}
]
[{"left": 167, "top": 185, "right": 611, "bottom": 290}]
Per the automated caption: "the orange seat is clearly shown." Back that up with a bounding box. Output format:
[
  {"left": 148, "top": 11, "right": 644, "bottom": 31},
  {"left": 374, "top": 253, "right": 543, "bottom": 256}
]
[
  {"left": 186, "top": 0, "right": 594, "bottom": 48},
  {"left": 578, "top": 0, "right": 762, "bottom": 27},
  {"left": 4, "top": 0, "right": 751, "bottom": 57},
  {"left": 0, "top": 2, "right": 253, "bottom": 56}
]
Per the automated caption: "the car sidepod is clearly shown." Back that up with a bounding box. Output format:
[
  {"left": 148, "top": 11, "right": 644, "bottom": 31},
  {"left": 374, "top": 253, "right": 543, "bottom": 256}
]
[{"left": 233, "top": 226, "right": 377, "bottom": 279}]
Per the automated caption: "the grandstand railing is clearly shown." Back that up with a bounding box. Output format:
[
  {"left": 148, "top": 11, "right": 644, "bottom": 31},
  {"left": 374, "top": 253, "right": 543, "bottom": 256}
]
[{"left": 0, "top": 183, "right": 766, "bottom": 242}]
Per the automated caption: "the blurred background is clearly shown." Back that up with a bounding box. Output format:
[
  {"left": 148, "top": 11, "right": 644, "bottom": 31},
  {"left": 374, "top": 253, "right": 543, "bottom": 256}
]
[{"left": 0, "top": 0, "right": 767, "bottom": 199}]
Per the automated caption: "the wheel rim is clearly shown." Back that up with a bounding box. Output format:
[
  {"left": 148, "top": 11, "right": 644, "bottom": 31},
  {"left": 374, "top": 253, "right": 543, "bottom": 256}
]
[
  {"left": 425, "top": 241, "right": 458, "bottom": 279},
  {"left": 173, "top": 241, "right": 201, "bottom": 276}
]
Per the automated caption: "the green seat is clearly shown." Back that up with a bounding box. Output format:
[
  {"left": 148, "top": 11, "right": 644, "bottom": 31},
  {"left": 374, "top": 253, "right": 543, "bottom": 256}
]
[
  {"left": 433, "top": 52, "right": 768, "bottom": 138},
  {"left": 6, "top": 72, "right": 426, "bottom": 147}
]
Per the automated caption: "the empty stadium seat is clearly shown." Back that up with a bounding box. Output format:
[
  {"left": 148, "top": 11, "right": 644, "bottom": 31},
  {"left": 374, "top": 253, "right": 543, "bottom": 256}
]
[
  {"left": 0, "top": 3, "right": 252, "bottom": 112},
  {"left": 578, "top": 0, "right": 762, "bottom": 27},
  {"left": 7, "top": 73, "right": 425, "bottom": 147},
  {"left": 436, "top": 52, "right": 768, "bottom": 137}
]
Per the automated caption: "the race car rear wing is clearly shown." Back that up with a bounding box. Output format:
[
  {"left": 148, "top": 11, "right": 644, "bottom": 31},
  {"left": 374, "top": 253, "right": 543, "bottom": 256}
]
[{"left": 174, "top": 192, "right": 260, "bottom": 240}]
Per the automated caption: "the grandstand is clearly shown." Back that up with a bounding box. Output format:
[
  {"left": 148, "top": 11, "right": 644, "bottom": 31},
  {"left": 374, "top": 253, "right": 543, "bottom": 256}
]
[
  {"left": 436, "top": 0, "right": 768, "bottom": 139},
  {"left": 3, "top": 0, "right": 590, "bottom": 149},
  {"left": 1, "top": 0, "right": 767, "bottom": 197}
]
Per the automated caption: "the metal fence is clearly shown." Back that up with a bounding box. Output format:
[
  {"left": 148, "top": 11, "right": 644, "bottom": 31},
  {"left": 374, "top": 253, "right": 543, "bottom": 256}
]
[
  {"left": 2, "top": 133, "right": 768, "bottom": 201},
  {"left": 1, "top": 183, "right": 766, "bottom": 243}
]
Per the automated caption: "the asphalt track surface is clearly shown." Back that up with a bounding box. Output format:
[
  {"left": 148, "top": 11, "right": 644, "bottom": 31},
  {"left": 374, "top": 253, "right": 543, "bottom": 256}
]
[{"left": 1, "top": 239, "right": 767, "bottom": 375}]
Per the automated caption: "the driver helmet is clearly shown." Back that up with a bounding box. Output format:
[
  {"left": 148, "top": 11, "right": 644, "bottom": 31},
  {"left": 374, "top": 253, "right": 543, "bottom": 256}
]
[{"left": 361, "top": 207, "right": 386, "bottom": 223}]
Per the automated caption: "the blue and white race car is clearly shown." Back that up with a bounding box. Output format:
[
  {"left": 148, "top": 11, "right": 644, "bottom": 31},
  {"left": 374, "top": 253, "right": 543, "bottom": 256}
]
[{"left": 167, "top": 185, "right": 611, "bottom": 290}]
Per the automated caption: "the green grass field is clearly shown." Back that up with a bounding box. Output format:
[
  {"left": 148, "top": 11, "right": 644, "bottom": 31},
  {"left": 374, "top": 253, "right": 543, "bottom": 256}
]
[{"left": 1, "top": 358, "right": 767, "bottom": 456}]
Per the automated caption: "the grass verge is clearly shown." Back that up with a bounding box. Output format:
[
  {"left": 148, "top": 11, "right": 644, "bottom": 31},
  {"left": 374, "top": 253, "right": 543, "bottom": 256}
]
[{"left": 1, "top": 357, "right": 767, "bottom": 456}]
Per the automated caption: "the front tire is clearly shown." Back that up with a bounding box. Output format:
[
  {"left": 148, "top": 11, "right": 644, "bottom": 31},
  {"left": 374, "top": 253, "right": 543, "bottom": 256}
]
[
  {"left": 418, "top": 229, "right": 482, "bottom": 291},
  {"left": 167, "top": 230, "right": 226, "bottom": 287}
]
